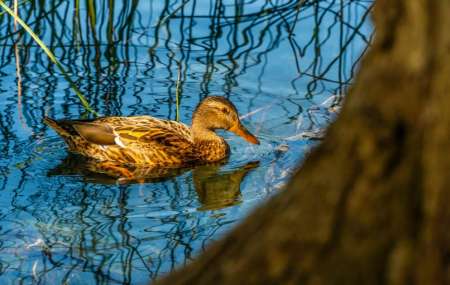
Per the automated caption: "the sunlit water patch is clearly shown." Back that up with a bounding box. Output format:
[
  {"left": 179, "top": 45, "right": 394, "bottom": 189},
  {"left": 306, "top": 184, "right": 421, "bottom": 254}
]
[{"left": 0, "top": 0, "right": 373, "bottom": 283}]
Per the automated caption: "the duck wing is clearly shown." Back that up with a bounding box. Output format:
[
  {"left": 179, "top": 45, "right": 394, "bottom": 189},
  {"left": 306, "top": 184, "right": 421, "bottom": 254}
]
[
  {"left": 91, "top": 116, "right": 192, "bottom": 145},
  {"left": 44, "top": 116, "right": 116, "bottom": 144},
  {"left": 48, "top": 116, "right": 190, "bottom": 145},
  {"left": 67, "top": 116, "right": 196, "bottom": 164}
]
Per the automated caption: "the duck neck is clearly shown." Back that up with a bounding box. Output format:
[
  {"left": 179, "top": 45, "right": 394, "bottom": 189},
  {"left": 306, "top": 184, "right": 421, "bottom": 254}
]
[
  {"left": 192, "top": 125, "right": 221, "bottom": 143},
  {"left": 191, "top": 124, "right": 229, "bottom": 162}
]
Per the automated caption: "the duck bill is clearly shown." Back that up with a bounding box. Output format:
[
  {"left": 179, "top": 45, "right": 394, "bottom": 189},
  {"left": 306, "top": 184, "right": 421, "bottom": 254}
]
[{"left": 229, "top": 123, "right": 260, "bottom": 145}]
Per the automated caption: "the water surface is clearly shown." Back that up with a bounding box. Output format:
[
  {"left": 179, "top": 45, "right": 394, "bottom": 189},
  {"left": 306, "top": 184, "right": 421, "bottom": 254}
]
[{"left": 0, "top": 0, "right": 372, "bottom": 284}]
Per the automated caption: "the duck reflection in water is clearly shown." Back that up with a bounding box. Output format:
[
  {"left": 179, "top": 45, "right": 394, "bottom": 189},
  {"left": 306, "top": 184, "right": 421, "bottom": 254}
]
[{"left": 48, "top": 154, "right": 259, "bottom": 211}]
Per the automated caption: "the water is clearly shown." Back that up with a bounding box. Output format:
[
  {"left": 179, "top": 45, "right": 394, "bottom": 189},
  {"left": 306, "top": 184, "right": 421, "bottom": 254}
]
[{"left": 0, "top": 1, "right": 373, "bottom": 284}]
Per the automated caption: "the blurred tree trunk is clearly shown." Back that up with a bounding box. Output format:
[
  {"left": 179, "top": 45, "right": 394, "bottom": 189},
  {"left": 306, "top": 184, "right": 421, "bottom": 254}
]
[{"left": 156, "top": 0, "right": 450, "bottom": 284}]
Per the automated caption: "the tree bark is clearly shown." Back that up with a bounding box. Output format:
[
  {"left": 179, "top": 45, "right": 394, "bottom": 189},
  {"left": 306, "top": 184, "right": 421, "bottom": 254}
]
[{"left": 156, "top": 0, "right": 450, "bottom": 284}]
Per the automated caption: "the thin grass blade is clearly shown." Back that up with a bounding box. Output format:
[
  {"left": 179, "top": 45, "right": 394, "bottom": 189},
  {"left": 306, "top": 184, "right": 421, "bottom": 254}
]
[{"left": 0, "top": 0, "right": 98, "bottom": 115}]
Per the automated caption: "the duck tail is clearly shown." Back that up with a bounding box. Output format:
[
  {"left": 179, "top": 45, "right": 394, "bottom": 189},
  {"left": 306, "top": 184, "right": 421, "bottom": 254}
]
[{"left": 43, "top": 117, "right": 74, "bottom": 137}]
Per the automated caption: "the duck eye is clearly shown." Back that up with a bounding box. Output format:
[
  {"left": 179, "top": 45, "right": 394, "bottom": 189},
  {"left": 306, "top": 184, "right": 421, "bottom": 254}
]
[{"left": 221, "top": 108, "right": 229, "bottom": 114}]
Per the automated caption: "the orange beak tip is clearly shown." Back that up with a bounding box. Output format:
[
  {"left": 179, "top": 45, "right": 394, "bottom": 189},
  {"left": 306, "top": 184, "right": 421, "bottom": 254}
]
[
  {"left": 244, "top": 136, "right": 259, "bottom": 145},
  {"left": 230, "top": 124, "right": 260, "bottom": 145}
]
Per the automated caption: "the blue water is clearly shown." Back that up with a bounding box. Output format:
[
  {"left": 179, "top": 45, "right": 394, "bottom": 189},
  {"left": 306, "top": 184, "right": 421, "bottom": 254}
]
[{"left": 0, "top": 0, "right": 372, "bottom": 284}]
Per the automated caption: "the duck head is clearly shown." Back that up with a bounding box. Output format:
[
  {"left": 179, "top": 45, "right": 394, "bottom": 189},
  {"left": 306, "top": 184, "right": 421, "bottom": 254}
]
[{"left": 191, "top": 96, "right": 260, "bottom": 145}]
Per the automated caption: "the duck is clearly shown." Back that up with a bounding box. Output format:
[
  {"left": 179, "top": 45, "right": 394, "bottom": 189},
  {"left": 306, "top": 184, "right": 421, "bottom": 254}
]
[{"left": 43, "top": 96, "right": 259, "bottom": 168}]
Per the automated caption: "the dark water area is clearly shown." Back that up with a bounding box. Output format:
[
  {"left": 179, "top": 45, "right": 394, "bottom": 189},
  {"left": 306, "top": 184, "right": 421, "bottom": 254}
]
[{"left": 0, "top": 0, "right": 373, "bottom": 284}]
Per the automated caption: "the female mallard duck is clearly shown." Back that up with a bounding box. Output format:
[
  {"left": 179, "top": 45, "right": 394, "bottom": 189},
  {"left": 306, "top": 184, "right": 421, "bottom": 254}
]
[{"left": 43, "top": 96, "right": 259, "bottom": 167}]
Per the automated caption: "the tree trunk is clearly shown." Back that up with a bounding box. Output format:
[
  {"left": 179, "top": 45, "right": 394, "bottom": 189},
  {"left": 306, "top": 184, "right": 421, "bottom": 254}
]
[{"left": 156, "top": 0, "right": 450, "bottom": 284}]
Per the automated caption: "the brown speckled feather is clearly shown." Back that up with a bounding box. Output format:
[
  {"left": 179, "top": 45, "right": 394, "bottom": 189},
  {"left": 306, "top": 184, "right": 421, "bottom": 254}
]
[{"left": 45, "top": 116, "right": 198, "bottom": 166}]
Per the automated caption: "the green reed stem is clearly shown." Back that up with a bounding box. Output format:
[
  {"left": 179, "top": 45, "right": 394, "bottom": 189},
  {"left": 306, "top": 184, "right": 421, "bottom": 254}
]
[
  {"left": 0, "top": 0, "right": 28, "bottom": 16},
  {"left": 175, "top": 63, "right": 182, "bottom": 121},
  {"left": 0, "top": 0, "right": 98, "bottom": 116}
]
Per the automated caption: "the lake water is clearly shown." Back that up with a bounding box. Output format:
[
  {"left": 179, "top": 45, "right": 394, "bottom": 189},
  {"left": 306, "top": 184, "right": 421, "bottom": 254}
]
[{"left": 0, "top": 0, "right": 373, "bottom": 284}]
